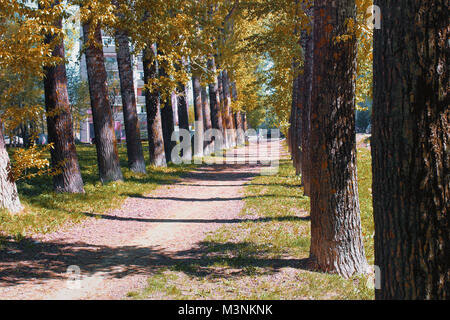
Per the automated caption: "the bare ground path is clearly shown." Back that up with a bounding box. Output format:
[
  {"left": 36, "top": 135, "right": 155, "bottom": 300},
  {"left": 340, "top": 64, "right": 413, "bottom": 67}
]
[{"left": 0, "top": 140, "right": 281, "bottom": 300}]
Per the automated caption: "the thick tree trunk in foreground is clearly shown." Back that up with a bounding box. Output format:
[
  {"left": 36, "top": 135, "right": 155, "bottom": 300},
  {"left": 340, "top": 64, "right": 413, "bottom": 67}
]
[
  {"left": 201, "top": 86, "right": 213, "bottom": 155},
  {"left": 82, "top": 22, "right": 123, "bottom": 183},
  {"left": 208, "top": 58, "right": 224, "bottom": 133},
  {"left": 301, "top": 12, "right": 313, "bottom": 197},
  {"left": 115, "top": 29, "right": 146, "bottom": 174},
  {"left": 143, "top": 47, "right": 166, "bottom": 167},
  {"left": 192, "top": 76, "right": 204, "bottom": 157},
  {"left": 0, "top": 120, "right": 22, "bottom": 213},
  {"left": 373, "top": 0, "right": 449, "bottom": 299},
  {"left": 43, "top": 13, "right": 84, "bottom": 193},
  {"left": 309, "top": 0, "right": 368, "bottom": 278}
]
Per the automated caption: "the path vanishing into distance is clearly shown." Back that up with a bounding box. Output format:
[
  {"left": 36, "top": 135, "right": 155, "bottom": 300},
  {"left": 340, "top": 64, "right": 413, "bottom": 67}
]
[{"left": 0, "top": 140, "right": 283, "bottom": 299}]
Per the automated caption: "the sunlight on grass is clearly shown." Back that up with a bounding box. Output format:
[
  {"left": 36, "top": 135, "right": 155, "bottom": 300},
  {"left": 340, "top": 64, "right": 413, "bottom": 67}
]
[
  {"left": 131, "top": 144, "right": 375, "bottom": 300},
  {"left": 0, "top": 143, "right": 195, "bottom": 237}
]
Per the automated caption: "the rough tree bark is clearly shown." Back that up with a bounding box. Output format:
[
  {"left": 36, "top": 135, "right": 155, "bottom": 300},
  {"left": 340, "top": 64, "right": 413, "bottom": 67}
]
[
  {"left": 82, "top": 21, "right": 123, "bottom": 183},
  {"left": 291, "top": 71, "right": 301, "bottom": 175},
  {"left": 177, "top": 84, "right": 190, "bottom": 134},
  {"left": 300, "top": 9, "right": 313, "bottom": 197},
  {"left": 159, "top": 64, "right": 175, "bottom": 164},
  {"left": 192, "top": 75, "right": 204, "bottom": 157},
  {"left": 221, "top": 70, "right": 234, "bottom": 148},
  {"left": 43, "top": 8, "right": 84, "bottom": 193},
  {"left": 231, "top": 82, "right": 244, "bottom": 146},
  {"left": 201, "top": 86, "right": 213, "bottom": 155},
  {"left": 115, "top": 29, "right": 146, "bottom": 173},
  {"left": 143, "top": 46, "right": 166, "bottom": 167},
  {"left": 309, "top": 0, "right": 368, "bottom": 278},
  {"left": 208, "top": 58, "right": 224, "bottom": 133},
  {"left": 372, "top": 0, "right": 449, "bottom": 299},
  {"left": 176, "top": 81, "right": 191, "bottom": 160},
  {"left": 0, "top": 120, "right": 22, "bottom": 213},
  {"left": 217, "top": 71, "right": 228, "bottom": 146}
]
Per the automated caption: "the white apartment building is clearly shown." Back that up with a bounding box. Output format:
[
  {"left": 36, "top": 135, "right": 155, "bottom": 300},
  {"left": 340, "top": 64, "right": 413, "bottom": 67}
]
[{"left": 79, "top": 32, "right": 148, "bottom": 143}]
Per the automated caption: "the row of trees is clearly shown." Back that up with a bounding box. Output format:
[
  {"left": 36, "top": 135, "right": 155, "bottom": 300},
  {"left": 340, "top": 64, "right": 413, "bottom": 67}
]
[
  {"left": 286, "top": 0, "right": 448, "bottom": 299},
  {"left": 0, "top": 1, "right": 254, "bottom": 206},
  {"left": 0, "top": 0, "right": 447, "bottom": 300}
]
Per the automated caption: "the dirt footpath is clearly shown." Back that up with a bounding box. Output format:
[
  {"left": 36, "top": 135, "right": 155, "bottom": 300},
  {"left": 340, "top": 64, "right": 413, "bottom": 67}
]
[{"left": 0, "top": 140, "right": 281, "bottom": 300}]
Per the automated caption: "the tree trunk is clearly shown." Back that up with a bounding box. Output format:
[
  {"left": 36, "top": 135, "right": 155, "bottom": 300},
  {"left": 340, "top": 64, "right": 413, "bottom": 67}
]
[
  {"left": 115, "top": 29, "right": 146, "bottom": 174},
  {"left": 82, "top": 21, "right": 123, "bottom": 183},
  {"left": 217, "top": 70, "right": 228, "bottom": 147},
  {"left": 143, "top": 46, "right": 166, "bottom": 167},
  {"left": 372, "top": 0, "right": 449, "bottom": 299},
  {"left": 177, "top": 85, "right": 190, "bottom": 133},
  {"left": 161, "top": 98, "right": 175, "bottom": 164},
  {"left": 208, "top": 58, "right": 224, "bottom": 133},
  {"left": 192, "top": 75, "right": 204, "bottom": 157},
  {"left": 43, "top": 12, "right": 84, "bottom": 193},
  {"left": 309, "top": 0, "right": 368, "bottom": 278},
  {"left": 176, "top": 81, "right": 191, "bottom": 161},
  {"left": 221, "top": 70, "right": 234, "bottom": 148},
  {"left": 0, "top": 119, "right": 22, "bottom": 213},
  {"left": 242, "top": 113, "right": 247, "bottom": 132},
  {"left": 231, "top": 82, "right": 244, "bottom": 146},
  {"left": 301, "top": 10, "right": 313, "bottom": 197},
  {"left": 291, "top": 70, "right": 301, "bottom": 175},
  {"left": 201, "top": 86, "right": 213, "bottom": 155},
  {"left": 159, "top": 65, "right": 175, "bottom": 164}
]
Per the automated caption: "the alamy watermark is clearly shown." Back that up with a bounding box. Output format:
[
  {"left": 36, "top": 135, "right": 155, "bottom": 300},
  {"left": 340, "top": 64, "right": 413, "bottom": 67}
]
[
  {"left": 367, "top": 5, "right": 381, "bottom": 30},
  {"left": 170, "top": 123, "right": 281, "bottom": 175}
]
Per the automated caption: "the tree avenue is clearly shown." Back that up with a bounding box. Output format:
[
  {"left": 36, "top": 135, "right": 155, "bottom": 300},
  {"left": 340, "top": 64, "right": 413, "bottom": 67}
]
[{"left": 0, "top": 0, "right": 447, "bottom": 300}]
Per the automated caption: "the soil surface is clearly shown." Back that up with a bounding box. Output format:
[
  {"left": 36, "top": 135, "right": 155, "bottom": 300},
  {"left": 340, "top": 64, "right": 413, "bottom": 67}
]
[{"left": 0, "top": 140, "right": 281, "bottom": 300}]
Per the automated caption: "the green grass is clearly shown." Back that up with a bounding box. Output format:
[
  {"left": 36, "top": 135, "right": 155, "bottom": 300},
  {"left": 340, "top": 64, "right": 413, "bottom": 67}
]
[
  {"left": 131, "top": 146, "right": 375, "bottom": 300},
  {"left": 0, "top": 143, "right": 195, "bottom": 238}
]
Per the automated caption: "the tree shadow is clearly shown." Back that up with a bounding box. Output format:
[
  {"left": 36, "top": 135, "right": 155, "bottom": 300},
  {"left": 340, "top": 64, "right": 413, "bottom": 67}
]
[
  {"left": 0, "top": 236, "right": 312, "bottom": 288},
  {"left": 79, "top": 212, "right": 310, "bottom": 223},
  {"left": 123, "top": 194, "right": 306, "bottom": 202}
]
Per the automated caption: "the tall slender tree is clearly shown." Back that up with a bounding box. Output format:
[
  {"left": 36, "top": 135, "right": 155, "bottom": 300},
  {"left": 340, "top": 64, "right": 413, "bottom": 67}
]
[
  {"left": 143, "top": 46, "right": 166, "bottom": 167},
  {"left": 291, "top": 72, "right": 301, "bottom": 174},
  {"left": 43, "top": 2, "right": 84, "bottom": 193},
  {"left": 177, "top": 85, "right": 190, "bottom": 134},
  {"left": 309, "top": 0, "right": 368, "bottom": 278},
  {"left": 192, "top": 75, "right": 204, "bottom": 157},
  {"left": 221, "top": 70, "right": 234, "bottom": 148},
  {"left": 115, "top": 28, "right": 146, "bottom": 174},
  {"left": 201, "top": 86, "right": 213, "bottom": 155},
  {"left": 0, "top": 119, "right": 22, "bottom": 213},
  {"left": 231, "top": 81, "right": 244, "bottom": 146},
  {"left": 217, "top": 71, "right": 229, "bottom": 147},
  {"left": 82, "top": 21, "right": 123, "bottom": 183},
  {"left": 300, "top": 7, "right": 313, "bottom": 197},
  {"left": 208, "top": 58, "right": 224, "bottom": 134},
  {"left": 160, "top": 63, "right": 176, "bottom": 163},
  {"left": 372, "top": 0, "right": 449, "bottom": 299}
]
